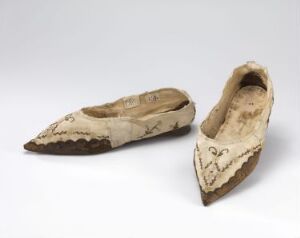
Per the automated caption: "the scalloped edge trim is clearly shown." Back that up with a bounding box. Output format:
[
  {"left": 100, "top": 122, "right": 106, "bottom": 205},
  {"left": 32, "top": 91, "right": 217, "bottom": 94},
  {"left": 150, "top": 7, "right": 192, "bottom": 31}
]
[
  {"left": 194, "top": 144, "right": 262, "bottom": 192},
  {"left": 194, "top": 150, "right": 261, "bottom": 206},
  {"left": 24, "top": 125, "right": 192, "bottom": 155}
]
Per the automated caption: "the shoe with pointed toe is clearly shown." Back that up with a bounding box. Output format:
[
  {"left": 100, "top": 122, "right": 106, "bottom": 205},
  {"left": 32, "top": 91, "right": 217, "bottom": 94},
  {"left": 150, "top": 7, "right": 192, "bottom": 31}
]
[
  {"left": 24, "top": 88, "right": 195, "bottom": 155},
  {"left": 194, "top": 62, "right": 274, "bottom": 206}
]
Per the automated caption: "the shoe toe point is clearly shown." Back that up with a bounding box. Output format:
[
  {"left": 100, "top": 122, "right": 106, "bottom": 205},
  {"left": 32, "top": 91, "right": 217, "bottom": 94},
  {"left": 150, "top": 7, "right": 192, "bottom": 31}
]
[{"left": 24, "top": 141, "right": 43, "bottom": 153}]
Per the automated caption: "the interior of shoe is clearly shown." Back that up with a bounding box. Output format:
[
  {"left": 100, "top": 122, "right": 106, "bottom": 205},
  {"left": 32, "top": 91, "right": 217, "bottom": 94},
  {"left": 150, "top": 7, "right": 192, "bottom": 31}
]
[
  {"left": 204, "top": 72, "right": 268, "bottom": 142},
  {"left": 82, "top": 89, "right": 190, "bottom": 119}
]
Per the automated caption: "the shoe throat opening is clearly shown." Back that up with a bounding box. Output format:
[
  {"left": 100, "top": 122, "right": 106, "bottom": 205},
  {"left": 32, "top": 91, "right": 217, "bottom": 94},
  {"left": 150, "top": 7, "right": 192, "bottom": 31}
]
[
  {"left": 240, "top": 72, "right": 267, "bottom": 91},
  {"left": 201, "top": 71, "right": 268, "bottom": 141},
  {"left": 81, "top": 89, "right": 190, "bottom": 119}
]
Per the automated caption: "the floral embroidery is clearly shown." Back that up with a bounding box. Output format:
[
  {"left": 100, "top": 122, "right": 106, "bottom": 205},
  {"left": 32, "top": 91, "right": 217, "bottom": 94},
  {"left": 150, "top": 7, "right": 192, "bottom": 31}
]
[
  {"left": 36, "top": 113, "right": 75, "bottom": 139},
  {"left": 138, "top": 121, "right": 162, "bottom": 138},
  {"left": 197, "top": 144, "right": 261, "bottom": 187},
  {"left": 208, "top": 147, "right": 229, "bottom": 157}
]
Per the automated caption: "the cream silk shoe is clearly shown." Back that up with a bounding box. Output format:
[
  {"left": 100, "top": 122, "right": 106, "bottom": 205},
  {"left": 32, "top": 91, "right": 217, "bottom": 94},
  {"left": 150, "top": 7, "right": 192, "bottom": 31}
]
[
  {"left": 24, "top": 88, "right": 195, "bottom": 155},
  {"left": 194, "top": 62, "right": 274, "bottom": 205}
]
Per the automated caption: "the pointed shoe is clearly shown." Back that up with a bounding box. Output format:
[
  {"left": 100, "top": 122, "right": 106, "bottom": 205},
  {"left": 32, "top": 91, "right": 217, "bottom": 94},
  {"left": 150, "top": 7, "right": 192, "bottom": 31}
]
[
  {"left": 194, "top": 62, "right": 274, "bottom": 206},
  {"left": 24, "top": 88, "right": 195, "bottom": 155}
]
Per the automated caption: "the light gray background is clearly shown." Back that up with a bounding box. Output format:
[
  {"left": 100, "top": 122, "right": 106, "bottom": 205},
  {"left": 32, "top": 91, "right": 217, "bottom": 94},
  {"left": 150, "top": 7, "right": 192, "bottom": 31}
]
[{"left": 0, "top": 0, "right": 299, "bottom": 237}]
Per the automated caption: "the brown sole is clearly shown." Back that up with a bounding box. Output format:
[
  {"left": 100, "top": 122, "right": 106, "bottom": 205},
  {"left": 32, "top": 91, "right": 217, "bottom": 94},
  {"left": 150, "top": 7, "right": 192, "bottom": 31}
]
[
  {"left": 24, "top": 138, "right": 112, "bottom": 155},
  {"left": 194, "top": 150, "right": 261, "bottom": 206},
  {"left": 24, "top": 125, "right": 191, "bottom": 155}
]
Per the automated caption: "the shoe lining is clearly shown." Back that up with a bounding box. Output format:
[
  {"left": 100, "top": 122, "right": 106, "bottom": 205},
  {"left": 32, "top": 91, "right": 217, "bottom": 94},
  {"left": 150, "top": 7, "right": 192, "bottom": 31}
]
[
  {"left": 215, "top": 85, "right": 267, "bottom": 141},
  {"left": 200, "top": 71, "right": 268, "bottom": 141},
  {"left": 81, "top": 89, "right": 189, "bottom": 119}
]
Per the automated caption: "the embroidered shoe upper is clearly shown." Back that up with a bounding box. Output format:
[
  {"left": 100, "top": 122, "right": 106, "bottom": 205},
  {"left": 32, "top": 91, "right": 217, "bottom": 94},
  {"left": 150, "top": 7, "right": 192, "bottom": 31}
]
[
  {"left": 194, "top": 62, "right": 273, "bottom": 193},
  {"left": 29, "top": 88, "right": 196, "bottom": 148}
]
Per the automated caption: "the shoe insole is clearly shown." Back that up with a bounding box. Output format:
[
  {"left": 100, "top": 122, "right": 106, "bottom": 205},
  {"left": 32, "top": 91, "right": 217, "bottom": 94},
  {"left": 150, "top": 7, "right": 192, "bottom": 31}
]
[
  {"left": 215, "top": 86, "right": 267, "bottom": 141},
  {"left": 82, "top": 89, "right": 189, "bottom": 119}
]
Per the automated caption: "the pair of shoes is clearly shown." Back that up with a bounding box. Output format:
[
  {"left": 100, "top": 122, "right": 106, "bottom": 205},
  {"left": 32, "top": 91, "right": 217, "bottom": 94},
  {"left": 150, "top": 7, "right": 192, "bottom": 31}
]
[{"left": 24, "top": 62, "right": 274, "bottom": 205}]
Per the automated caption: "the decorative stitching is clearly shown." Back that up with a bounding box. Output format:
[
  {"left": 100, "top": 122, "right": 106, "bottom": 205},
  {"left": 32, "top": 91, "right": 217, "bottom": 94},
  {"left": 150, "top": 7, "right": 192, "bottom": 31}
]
[
  {"left": 220, "top": 160, "right": 233, "bottom": 172},
  {"left": 53, "top": 131, "right": 67, "bottom": 136},
  {"left": 145, "top": 122, "right": 160, "bottom": 135},
  {"left": 36, "top": 113, "right": 75, "bottom": 139},
  {"left": 203, "top": 175, "right": 209, "bottom": 186},
  {"left": 65, "top": 113, "right": 75, "bottom": 122},
  {"left": 197, "top": 143, "right": 262, "bottom": 187},
  {"left": 74, "top": 131, "right": 90, "bottom": 135},
  {"left": 138, "top": 121, "right": 161, "bottom": 138},
  {"left": 208, "top": 146, "right": 229, "bottom": 157},
  {"left": 237, "top": 144, "right": 261, "bottom": 158},
  {"left": 196, "top": 145, "right": 203, "bottom": 169},
  {"left": 171, "top": 122, "right": 179, "bottom": 130},
  {"left": 204, "top": 161, "right": 213, "bottom": 169},
  {"left": 214, "top": 162, "right": 221, "bottom": 172},
  {"left": 203, "top": 171, "right": 217, "bottom": 187}
]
